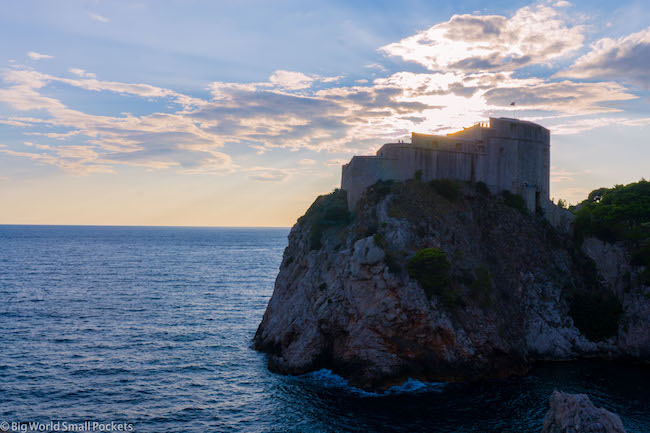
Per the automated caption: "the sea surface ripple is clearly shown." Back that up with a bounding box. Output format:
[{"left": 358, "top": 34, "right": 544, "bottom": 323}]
[{"left": 1, "top": 225, "right": 648, "bottom": 432}]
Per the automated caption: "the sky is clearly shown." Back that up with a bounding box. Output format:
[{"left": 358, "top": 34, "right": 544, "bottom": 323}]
[{"left": 0, "top": 0, "right": 649, "bottom": 227}]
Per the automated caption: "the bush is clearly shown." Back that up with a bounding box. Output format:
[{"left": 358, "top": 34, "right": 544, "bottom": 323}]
[
  {"left": 414, "top": 169, "right": 423, "bottom": 182},
  {"left": 429, "top": 179, "right": 460, "bottom": 202},
  {"left": 368, "top": 180, "right": 396, "bottom": 203},
  {"left": 385, "top": 251, "right": 403, "bottom": 275},
  {"left": 475, "top": 181, "right": 490, "bottom": 196},
  {"left": 567, "top": 289, "right": 623, "bottom": 342},
  {"left": 407, "top": 248, "right": 451, "bottom": 300},
  {"left": 502, "top": 190, "right": 527, "bottom": 214},
  {"left": 299, "top": 189, "right": 352, "bottom": 250}
]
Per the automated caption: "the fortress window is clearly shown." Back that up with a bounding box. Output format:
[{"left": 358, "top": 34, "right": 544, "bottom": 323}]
[
  {"left": 432, "top": 140, "right": 438, "bottom": 148},
  {"left": 478, "top": 145, "right": 485, "bottom": 152},
  {"left": 510, "top": 124, "right": 516, "bottom": 133},
  {"left": 499, "top": 147, "right": 505, "bottom": 155},
  {"left": 456, "top": 143, "right": 462, "bottom": 150}
]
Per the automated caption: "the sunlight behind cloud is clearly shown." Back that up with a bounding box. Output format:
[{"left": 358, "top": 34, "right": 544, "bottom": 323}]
[{"left": 380, "top": 5, "right": 584, "bottom": 72}]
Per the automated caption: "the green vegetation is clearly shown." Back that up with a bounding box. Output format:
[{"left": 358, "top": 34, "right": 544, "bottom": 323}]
[
  {"left": 414, "top": 169, "right": 423, "bottom": 182},
  {"left": 573, "top": 180, "right": 650, "bottom": 284},
  {"left": 385, "top": 251, "right": 403, "bottom": 275},
  {"left": 298, "top": 188, "right": 352, "bottom": 250},
  {"left": 469, "top": 265, "right": 492, "bottom": 302},
  {"left": 475, "top": 181, "right": 490, "bottom": 196},
  {"left": 573, "top": 179, "right": 650, "bottom": 244},
  {"left": 566, "top": 289, "right": 623, "bottom": 342},
  {"left": 564, "top": 250, "right": 624, "bottom": 341},
  {"left": 429, "top": 179, "right": 460, "bottom": 202},
  {"left": 407, "top": 248, "right": 451, "bottom": 300},
  {"left": 557, "top": 198, "right": 568, "bottom": 209},
  {"left": 502, "top": 190, "right": 527, "bottom": 214},
  {"left": 368, "top": 179, "right": 397, "bottom": 204}
]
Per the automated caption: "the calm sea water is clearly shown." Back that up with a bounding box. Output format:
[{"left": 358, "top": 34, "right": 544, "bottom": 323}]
[{"left": 0, "top": 225, "right": 648, "bottom": 433}]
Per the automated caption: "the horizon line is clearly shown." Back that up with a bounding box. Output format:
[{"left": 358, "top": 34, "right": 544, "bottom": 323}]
[{"left": 0, "top": 223, "right": 292, "bottom": 229}]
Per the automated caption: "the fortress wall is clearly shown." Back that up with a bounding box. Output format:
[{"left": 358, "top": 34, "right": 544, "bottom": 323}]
[
  {"left": 342, "top": 156, "right": 402, "bottom": 210},
  {"left": 343, "top": 144, "right": 486, "bottom": 209},
  {"left": 342, "top": 118, "right": 560, "bottom": 224},
  {"left": 484, "top": 137, "right": 518, "bottom": 195}
]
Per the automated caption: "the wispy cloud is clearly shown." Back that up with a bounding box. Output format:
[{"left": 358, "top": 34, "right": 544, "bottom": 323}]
[
  {"left": 1, "top": 3, "right": 648, "bottom": 178},
  {"left": 27, "top": 52, "right": 53, "bottom": 60},
  {"left": 89, "top": 13, "right": 110, "bottom": 23},
  {"left": 69, "top": 68, "right": 97, "bottom": 79}
]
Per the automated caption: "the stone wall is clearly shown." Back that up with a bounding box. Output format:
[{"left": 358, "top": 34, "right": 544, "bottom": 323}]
[{"left": 341, "top": 117, "right": 569, "bottom": 228}]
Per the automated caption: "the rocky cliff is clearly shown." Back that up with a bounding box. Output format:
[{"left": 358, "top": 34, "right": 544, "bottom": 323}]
[{"left": 254, "top": 180, "right": 650, "bottom": 390}]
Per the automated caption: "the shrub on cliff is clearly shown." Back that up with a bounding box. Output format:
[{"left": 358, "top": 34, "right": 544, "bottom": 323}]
[
  {"left": 502, "top": 191, "right": 527, "bottom": 214},
  {"left": 299, "top": 188, "right": 351, "bottom": 250},
  {"left": 574, "top": 179, "right": 650, "bottom": 244},
  {"left": 566, "top": 289, "right": 623, "bottom": 342},
  {"left": 407, "top": 248, "right": 451, "bottom": 300},
  {"left": 469, "top": 265, "right": 492, "bottom": 305},
  {"left": 475, "top": 181, "right": 490, "bottom": 196},
  {"left": 429, "top": 179, "right": 460, "bottom": 202}
]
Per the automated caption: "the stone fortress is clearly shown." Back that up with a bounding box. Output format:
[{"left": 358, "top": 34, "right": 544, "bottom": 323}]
[{"left": 341, "top": 117, "right": 572, "bottom": 228}]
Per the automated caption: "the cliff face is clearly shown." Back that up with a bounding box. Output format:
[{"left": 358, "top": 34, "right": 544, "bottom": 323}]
[{"left": 254, "top": 180, "right": 650, "bottom": 390}]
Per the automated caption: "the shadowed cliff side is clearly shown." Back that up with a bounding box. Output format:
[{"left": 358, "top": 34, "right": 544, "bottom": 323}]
[{"left": 254, "top": 179, "right": 649, "bottom": 391}]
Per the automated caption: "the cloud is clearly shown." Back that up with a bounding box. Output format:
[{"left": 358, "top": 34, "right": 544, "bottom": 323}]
[
  {"left": 27, "top": 52, "right": 53, "bottom": 60},
  {"left": 549, "top": 116, "right": 650, "bottom": 135},
  {"left": 482, "top": 80, "right": 636, "bottom": 114},
  {"left": 553, "top": 1, "right": 572, "bottom": 7},
  {"left": 89, "top": 13, "right": 110, "bottom": 23},
  {"left": 380, "top": 5, "right": 584, "bottom": 72},
  {"left": 0, "top": 68, "right": 233, "bottom": 175},
  {"left": 247, "top": 168, "right": 291, "bottom": 182},
  {"left": 269, "top": 70, "right": 314, "bottom": 90},
  {"left": 69, "top": 68, "right": 97, "bottom": 79},
  {"left": 557, "top": 27, "right": 650, "bottom": 87},
  {"left": 550, "top": 167, "right": 576, "bottom": 182},
  {"left": 1, "top": 6, "right": 648, "bottom": 176},
  {"left": 323, "top": 158, "right": 348, "bottom": 167}
]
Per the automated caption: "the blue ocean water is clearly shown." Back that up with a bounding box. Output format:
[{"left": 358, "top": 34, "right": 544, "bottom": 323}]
[{"left": 0, "top": 225, "right": 648, "bottom": 433}]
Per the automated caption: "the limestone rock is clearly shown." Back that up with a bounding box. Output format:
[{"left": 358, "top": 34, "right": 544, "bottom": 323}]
[
  {"left": 254, "top": 183, "right": 650, "bottom": 391},
  {"left": 541, "top": 390, "right": 626, "bottom": 433}
]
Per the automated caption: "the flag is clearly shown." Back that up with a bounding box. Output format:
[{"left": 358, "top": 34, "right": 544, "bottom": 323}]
[{"left": 510, "top": 101, "right": 516, "bottom": 106}]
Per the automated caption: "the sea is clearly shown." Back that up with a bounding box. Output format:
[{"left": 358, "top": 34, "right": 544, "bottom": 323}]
[{"left": 1, "top": 225, "right": 648, "bottom": 433}]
